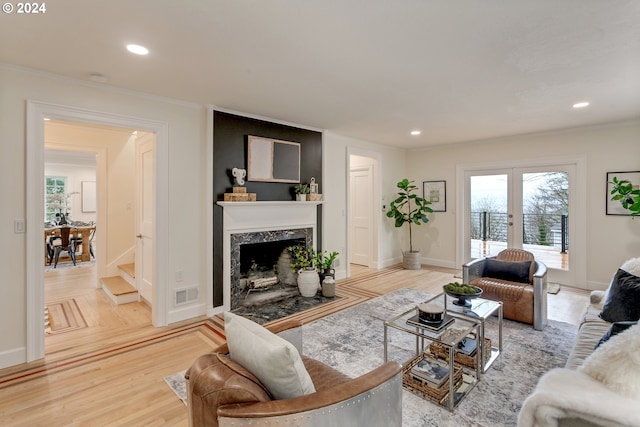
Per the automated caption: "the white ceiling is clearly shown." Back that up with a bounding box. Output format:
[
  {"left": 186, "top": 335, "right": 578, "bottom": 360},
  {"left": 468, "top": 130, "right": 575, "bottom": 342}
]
[{"left": 2, "top": 0, "right": 639, "bottom": 148}]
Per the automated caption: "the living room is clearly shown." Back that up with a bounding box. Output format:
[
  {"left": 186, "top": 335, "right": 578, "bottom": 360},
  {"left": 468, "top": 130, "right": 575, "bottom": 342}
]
[{"left": 1, "top": 2, "right": 639, "bottom": 425}]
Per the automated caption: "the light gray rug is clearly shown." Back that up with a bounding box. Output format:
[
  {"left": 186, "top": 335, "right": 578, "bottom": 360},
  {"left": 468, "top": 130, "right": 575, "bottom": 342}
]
[{"left": 166, "top": 288, "right": 576, "bottom": 426}]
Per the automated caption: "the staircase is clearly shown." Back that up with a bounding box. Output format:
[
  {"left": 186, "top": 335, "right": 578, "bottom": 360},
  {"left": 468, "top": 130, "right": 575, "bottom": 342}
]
[{"left": 101, "top": 263, "right": 138, "bottom": 305}]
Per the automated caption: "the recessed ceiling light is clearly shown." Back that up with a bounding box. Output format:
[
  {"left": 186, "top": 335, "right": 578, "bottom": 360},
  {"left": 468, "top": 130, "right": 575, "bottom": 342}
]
[
  {"left": 573, "top": 102, "right": 590, "bottom": 109},
  {"left": 126, "top": 44, "right": 149, "bottom": 55},
  {"left": 43, "top": 118, "right": 51, "bottom": 121},
  {"left": 410, "top": 130, "right": 421, "bottom": 136}
]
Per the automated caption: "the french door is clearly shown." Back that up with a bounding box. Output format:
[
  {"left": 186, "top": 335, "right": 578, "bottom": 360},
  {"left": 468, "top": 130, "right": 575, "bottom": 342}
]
[{"left": 463, "top": 164, "right": 576, "bottom": 284}]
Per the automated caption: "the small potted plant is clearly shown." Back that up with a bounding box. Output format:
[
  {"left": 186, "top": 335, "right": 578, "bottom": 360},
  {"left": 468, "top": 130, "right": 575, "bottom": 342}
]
[
  {"left": 287, "top": 245, "right": 319, "bottom": 297},
  {"left": 386, "top": 178, "right": 433, "bottom": 269},
  {"left": 293, "top": 183, "right": 310, "bottom": 201},
  {"left": 316, "top": 250, "right": 339, "bottom": 283},
  {"left": 316, "top": 250, "right": 339, "bottom": 297}
]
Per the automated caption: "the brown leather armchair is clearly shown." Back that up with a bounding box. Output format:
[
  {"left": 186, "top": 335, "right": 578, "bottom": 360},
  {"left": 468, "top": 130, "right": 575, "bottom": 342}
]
[
  {"left": 185, "top": 319, "right": 403, "bottom": 427},
  {"left": 463, "top": 248, "right": 548, "bottom": 330}
]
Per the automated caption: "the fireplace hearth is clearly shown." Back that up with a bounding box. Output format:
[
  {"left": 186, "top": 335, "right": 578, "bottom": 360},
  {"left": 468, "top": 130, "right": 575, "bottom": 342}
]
[{"left": 217, "top": 201, "right": 326, "bottom": 319}]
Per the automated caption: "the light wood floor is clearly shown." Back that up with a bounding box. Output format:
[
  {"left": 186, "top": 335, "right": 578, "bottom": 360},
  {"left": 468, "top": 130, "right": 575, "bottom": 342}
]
[{"left": 0, "top": 263, "right": 589, "bottom": 426}]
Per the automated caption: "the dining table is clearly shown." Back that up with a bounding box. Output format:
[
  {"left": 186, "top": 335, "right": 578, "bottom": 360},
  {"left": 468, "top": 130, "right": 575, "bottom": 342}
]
[{"left": 44, "top": 224, "right": 95, "bottom": 265}]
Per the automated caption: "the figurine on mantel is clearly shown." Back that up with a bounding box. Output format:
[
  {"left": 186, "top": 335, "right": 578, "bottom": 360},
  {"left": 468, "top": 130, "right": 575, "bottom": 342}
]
[
  {"left": 224, "top": 167, "right": 256, "bottom": 201},
  {"left": 232, "top": 167, "right": 246, "bottom": 186}
]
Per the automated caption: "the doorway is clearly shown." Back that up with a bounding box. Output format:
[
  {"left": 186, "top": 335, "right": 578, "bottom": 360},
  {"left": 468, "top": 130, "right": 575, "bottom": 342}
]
[
  {"left": 457, "top": 157, "right": 587, "bottom": 286},
  {"left": 26, "top": 101, "right": 169, "bottom": 362},
  {"left": 348, "top": 152, "right": 380, "bottom": 270}
]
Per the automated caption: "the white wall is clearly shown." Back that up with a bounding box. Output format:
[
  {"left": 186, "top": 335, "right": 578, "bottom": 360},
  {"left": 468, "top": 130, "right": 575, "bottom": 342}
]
[
  {"left": 404, "top": 121, "right": 640, "bottom": 288},
  {"left": 0, "top": 65, "right": 206, "bottom": 368},
  {"left": 323, "top": 132, "right": 407, "bottom": 272}
]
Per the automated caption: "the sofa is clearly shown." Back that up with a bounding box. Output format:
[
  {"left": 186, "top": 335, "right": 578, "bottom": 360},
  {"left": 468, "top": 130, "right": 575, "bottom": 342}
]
[
  {"left": 518, "top": 259, "right": 640, "bottom": 427},
  {"left": 186, "top": 313, "right": 403, "bottom": 427}
]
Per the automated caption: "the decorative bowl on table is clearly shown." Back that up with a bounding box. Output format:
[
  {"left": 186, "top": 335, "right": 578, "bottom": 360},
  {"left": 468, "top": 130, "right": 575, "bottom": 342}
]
[{"left": 443, "top": 282, "right": 482, "bottom": 308}]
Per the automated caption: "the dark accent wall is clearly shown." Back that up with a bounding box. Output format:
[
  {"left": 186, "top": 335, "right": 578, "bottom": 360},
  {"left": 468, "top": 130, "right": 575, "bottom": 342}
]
[{"left": 212, "top": 111, "right": 323, "bottom": 307}]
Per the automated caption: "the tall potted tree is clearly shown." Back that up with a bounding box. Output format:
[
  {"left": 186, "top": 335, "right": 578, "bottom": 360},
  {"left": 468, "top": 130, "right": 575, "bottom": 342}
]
[{"left": 386, "top": 178, "right": 433, "bottom": 269}]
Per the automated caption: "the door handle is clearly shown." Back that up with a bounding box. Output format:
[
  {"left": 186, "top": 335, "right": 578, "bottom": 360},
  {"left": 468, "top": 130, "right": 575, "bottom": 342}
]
[{"left": 136, "top": 234, "right": 143, "bottom": 239}]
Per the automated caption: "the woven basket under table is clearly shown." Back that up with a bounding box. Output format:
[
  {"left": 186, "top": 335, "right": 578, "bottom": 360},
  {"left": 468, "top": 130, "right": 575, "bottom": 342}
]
[
  {"left": 429, "top": 335, "right": 491, "bottom": 369},
  {"left": 402, "top": 353, "right": 463, "bottom": 402}
]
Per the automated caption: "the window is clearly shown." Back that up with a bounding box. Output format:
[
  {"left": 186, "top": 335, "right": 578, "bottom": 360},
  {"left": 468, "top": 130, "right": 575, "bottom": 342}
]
[{"left": 45, "top": 176, "right": 67, "bottom": 221}]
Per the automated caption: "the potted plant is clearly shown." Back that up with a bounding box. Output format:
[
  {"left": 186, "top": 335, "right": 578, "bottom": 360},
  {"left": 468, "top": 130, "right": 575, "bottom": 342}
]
[
  {"left": 293, "top": 183, "right": 310, "bottom": 201},
  {"left": 287, "top": 245, "right": 320, "bottom": 297},
  {"left": 610, "top": 177, "right": 640, "bottom": 216},
  {"left": 386, "top": 178, "right": 433, "bottom": 269},
  {"left": 316, "top": 250, "right": 339, "bottom": 283}
]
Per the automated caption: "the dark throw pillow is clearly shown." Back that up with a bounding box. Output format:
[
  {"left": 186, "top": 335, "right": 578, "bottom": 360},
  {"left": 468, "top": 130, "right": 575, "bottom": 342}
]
[
  {"left": 595, "top": 321, "right": 638, "bottom": 349},
  {"left": 599, "top": 269, "right": 640, "bottom": 323},
  {"left": 483, "top": 258, "right": 532, "bottom": 284}
]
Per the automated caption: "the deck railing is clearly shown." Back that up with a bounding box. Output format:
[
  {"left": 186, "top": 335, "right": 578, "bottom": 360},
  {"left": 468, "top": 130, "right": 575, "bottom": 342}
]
[{"left": 470, "top": 212, "right": 568, "bottom": 253}]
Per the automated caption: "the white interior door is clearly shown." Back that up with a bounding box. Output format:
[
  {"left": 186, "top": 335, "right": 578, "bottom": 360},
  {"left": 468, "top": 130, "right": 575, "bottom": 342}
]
[
  {"left": 136, "top": 134, "right": 155, "bottom": 304},
  {"left": 350, "top": 166, "right": 373, "bottom": 266}
]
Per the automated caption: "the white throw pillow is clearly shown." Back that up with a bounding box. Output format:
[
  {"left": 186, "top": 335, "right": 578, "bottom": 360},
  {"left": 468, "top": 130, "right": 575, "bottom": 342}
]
[
  {"left": 579, "top": 323, "right": 640, "bottom": 399},
  {"left": 224, "top": 311, "right": 316, "bottom": 399},
  {"left": 621, "top": 257, "right": 640, "bottom": 277}
]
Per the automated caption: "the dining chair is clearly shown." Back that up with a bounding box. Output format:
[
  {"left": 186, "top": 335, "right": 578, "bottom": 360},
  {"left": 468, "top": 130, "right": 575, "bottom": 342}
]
[{"left": 50, "top": 227, "right": 76, "bottom": 268}]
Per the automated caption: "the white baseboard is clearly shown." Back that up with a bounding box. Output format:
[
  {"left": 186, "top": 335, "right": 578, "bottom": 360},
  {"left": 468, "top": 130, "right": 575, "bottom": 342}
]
[
  {"left": 0, "top": 346, "right": 27, "bottom": 369},
  {"left": 167, "top": 303, "right": 207, "bottom": 325}
]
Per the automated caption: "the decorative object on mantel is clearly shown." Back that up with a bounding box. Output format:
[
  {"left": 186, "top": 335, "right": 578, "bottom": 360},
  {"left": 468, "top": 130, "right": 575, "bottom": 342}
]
[
  {"left": 232, "top": 167, "right": 246, "bottom": 186},
  {"left": 223, "top": 186, "right": 257, "bottom": 202},
  {"left": 386, "top": 178, "right": 433, "bottom": 270},
  {"left": 293, "top": 183, "right": 310, "bottom": 201},
  {"left": 224, "top": 167, "right": 256, "bottom": 201},
  {"left": 307, "top": 177, "right": 323, "bottom": 201}
]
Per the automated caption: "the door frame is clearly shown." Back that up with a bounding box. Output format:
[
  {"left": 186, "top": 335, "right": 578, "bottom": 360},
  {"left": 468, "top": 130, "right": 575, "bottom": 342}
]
[
  {"left": 346, "top": 148, "right": 382, "bottom": 277},
  {"left": 26, "top": 100, "right": 169, "bottom": 362},
  {"left": 456, "top": 155, "right": 587, "bottom": 286},
  {"left": 349, "top": 164, "right": 374, "bottom": 267}
]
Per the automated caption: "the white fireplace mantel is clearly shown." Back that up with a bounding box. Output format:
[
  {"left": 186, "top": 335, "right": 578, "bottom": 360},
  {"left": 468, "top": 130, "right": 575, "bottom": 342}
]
[
  {"left": 217, "top": 201, "right": 323, "bottom": 233},
  {"left": 216, "top": 200, "right": 323, "bottom": 312}
]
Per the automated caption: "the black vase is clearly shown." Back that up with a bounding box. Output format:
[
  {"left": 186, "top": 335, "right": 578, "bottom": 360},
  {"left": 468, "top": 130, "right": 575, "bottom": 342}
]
[{"left": 319, "top": 267, "right": 335, "bottom": 284}]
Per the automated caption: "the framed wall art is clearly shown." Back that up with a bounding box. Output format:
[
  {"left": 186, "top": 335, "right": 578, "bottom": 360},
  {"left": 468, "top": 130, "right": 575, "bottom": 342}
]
[
  {"left": 81, "top": 181, "right": 96, "bottom": 213},
  {"left": 247, "top": 135, "right": 301, "bottom": 183},
  {"left": 423, "top": 180, "right": 446, "bottom": 212},
  {"left": 606, "top": 171, "right": 640, "bottom": 215}
]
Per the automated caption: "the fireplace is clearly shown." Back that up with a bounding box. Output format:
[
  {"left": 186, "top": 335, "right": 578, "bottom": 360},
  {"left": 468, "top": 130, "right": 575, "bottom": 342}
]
[
  {"left": 230, "top": 228, "right": 312, "bottom": 310},
  {"left": 217, "top": 201, "right": 323, "bottom": 313}
]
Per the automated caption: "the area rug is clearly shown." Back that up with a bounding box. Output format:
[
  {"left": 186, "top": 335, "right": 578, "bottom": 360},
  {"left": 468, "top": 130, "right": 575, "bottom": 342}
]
[
  {"left": 165, "top": 288, "right": 576, "bottom": 426},
  {"left": 44, "top": 258, "right": 95, "bottom": 272},
  {"left": 164, "top": 370, "right": 187, "bottom": 406},
  {"left": 45, "top": 299, "right": 88, "bottom": 334}
]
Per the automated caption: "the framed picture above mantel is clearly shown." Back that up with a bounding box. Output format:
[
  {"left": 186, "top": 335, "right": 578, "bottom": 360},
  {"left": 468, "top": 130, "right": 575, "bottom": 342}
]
[
  {"left": 247, "top": 135, "right": 301, "bottom": 183},
  {"left": 423, "top": 180, "right": 446, "bottom": 212}
]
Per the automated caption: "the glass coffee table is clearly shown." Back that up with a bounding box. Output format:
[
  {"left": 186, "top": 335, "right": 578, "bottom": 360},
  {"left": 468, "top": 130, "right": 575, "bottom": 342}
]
[
  {"left": 384, "top": 294, "right": 482, "bottom": 411},
  {"left": 444, "top": 292, "right": 503, "bottom": 373}
]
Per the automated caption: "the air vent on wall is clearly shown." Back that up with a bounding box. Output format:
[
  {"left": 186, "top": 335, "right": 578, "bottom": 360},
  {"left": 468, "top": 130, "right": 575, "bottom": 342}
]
[{"left": 175, "top": 286, "right": 199, "bottom": 305}]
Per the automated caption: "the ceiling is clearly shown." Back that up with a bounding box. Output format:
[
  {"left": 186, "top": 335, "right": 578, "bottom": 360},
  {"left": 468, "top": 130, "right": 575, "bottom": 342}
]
[{"left": 2, "top": 0, "right": 639, "bottom": 148}]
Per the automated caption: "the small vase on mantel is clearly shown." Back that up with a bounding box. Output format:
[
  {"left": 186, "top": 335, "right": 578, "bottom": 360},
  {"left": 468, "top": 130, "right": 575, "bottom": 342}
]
[{"left": 297, "top": 268, "right": 320, "bottom": 297}]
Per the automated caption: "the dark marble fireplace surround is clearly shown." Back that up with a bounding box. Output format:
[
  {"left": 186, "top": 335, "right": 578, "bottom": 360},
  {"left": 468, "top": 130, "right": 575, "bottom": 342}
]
[{"left": 230, "top": 227, "right": 312, "bottom": 311}]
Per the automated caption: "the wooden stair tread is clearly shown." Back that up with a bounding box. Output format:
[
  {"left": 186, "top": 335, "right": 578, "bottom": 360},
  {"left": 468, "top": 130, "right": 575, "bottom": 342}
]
[
  {"left": 118, "top": 263, "right": 135, "bottom": 278},
  {"left": 101, "top": 277, "right": 137, "bottom": 296}
]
